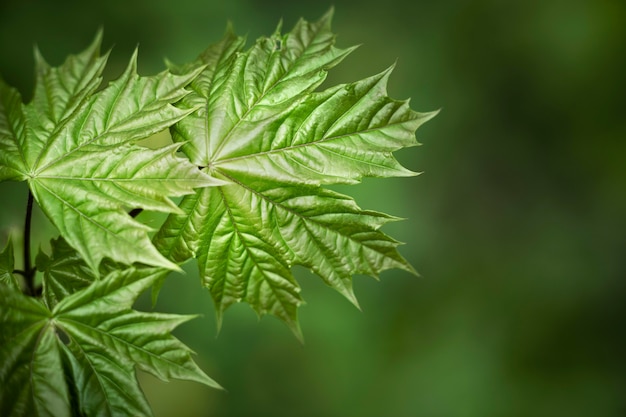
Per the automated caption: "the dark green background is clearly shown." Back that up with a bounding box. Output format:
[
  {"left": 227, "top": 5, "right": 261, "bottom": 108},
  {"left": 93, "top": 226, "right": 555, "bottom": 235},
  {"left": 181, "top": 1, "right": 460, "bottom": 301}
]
[{"left": 1, "top": 0, "right": 624, "bottom": 416}]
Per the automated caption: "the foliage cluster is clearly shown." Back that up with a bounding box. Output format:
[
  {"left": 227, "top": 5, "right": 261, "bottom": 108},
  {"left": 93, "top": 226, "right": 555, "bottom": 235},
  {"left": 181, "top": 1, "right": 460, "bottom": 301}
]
[{"left": 0, "top": 10, "right": 434, "bottom": 416}]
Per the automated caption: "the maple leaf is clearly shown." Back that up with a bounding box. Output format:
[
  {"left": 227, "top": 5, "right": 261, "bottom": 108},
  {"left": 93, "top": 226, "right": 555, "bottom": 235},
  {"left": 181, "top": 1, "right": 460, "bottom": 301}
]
[
  {"left": 154, "top": 9, "right": 437, "bottom": 337},
  {"left": 0, "top": 264, "right": 221, "bottom": 417},
  {"left": 0, "top": 31, "right": 222, "bottom": 272}
]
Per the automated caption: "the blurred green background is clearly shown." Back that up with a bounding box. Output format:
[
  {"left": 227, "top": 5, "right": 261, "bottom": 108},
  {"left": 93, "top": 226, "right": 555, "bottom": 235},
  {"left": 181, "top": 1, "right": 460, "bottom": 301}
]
[{"left": 1, "top": 0, "right": 624, "bottom": 416}]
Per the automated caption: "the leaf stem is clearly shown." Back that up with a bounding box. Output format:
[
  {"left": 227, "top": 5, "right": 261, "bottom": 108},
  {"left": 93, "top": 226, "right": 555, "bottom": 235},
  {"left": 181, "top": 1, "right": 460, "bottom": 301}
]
[{"left": 23, "top": 189, "right": 37, "bottom": 296}]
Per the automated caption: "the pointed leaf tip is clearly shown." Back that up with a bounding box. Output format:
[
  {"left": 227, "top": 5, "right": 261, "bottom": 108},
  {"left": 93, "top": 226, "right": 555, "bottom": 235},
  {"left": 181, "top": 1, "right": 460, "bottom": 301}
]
[
  {"left": 320, "top": 6, "right": 335, "bottom": 23},
  {"left": 290, "top": 320, "right": 305, "bottom": 345}
]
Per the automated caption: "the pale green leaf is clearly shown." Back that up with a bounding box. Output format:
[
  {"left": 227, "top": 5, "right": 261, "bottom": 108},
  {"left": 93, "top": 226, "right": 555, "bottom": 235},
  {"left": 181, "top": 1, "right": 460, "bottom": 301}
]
[
  {"left": 155, "top": 11, "right": 436, "bottom": 335},
  {"left": 0, "top": 32, "right": 222, "bottom": 272}
]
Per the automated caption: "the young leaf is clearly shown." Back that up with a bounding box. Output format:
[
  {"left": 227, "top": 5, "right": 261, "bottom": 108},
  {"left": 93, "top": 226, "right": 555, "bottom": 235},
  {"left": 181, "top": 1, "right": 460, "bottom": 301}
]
[
  {"left": 154, "top": 10, "right": 437, "bottom": 336},
  {"left": 0, "top": 266, "right": 221, "bottom": 417},
  {"left": 0, "top": 32, "right": 222, "bottom": 273}
]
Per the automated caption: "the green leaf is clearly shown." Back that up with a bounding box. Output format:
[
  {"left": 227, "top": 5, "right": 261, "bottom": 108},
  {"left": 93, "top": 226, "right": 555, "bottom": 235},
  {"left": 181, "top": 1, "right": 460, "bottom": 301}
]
[
  {"left": 0, "top": 267, "right": 221, "bottom": 417},
  {"left": 0, "top": 285, "right": 71, "bottom": 417},
  {"left": 169, "top": 9, "right": 356, "bottom": 168},
  {"left": 0, "top": 238, "right": 20, "bottom": 290},
  {"left": 155, "top": 11, "right": 436, "bottom": 336},
  {"left": 54, "top": 267, "right": 222, "bottom": 415},
  {"left": 0, "top": 78, "right": 29, "bottom": 182},
  {"left": 36, "top": 237, "right": 96, "bottom": 309},
  {"left": 0, "top": 32, "right": 222, "bottom": 272}
]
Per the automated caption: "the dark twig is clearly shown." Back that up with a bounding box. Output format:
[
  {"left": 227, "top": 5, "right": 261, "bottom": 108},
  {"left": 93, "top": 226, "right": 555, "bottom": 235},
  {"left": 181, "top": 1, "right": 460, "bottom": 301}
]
[{"left": 23, "top": 190, "right": 37, "bottom": 296}]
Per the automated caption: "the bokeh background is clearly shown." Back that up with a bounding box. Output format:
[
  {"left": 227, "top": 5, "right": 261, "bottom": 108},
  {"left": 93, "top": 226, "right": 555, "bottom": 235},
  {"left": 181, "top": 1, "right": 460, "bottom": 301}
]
[{"left": 1, "top": 0, "right": 624, "bottom": 416}]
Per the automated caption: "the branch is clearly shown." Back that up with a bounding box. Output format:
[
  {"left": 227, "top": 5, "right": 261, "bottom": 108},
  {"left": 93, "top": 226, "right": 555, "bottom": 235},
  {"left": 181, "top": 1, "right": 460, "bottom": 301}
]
[{"left": 23, "top": 190, "right": 37, "bottom": 296}]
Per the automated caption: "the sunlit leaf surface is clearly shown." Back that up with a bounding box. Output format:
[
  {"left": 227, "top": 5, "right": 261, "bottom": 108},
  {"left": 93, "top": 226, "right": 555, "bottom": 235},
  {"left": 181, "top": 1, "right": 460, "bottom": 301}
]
[{"left": 155, "top": 10, "right": 436, "bottom": 337}]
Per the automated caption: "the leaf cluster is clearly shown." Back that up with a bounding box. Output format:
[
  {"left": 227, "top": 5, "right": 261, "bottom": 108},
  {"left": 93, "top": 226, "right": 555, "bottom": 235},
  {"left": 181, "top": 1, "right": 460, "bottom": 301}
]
[{"left": 0, "top": 9, "right": 435, "bottom": 416}]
